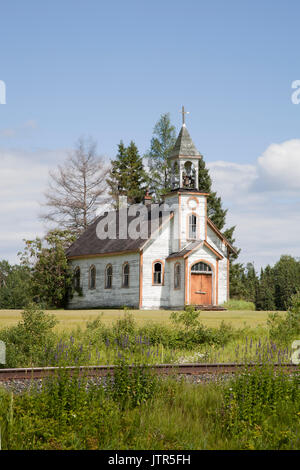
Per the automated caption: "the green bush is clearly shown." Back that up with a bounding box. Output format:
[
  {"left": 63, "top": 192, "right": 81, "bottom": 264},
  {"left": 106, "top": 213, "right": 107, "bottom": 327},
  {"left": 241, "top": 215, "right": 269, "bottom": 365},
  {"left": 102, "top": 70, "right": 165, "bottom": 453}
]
[
  {"left": 221, "top": 363, "right": 300, "bottom": 449},
  {"left": 0, "top": 303, "right": 57, "bottom": 367},
  {"left": 0, "top": 369, "right": 119, "bottom": 449},
  {"left": 106, "top": 359, "right": 158, "bottom": 410},
  {"left": 0, "top": 261, "right": 32, "bottom": 309},
  {"left": 171, "top": 306, "right": 201, "bottom": 329},
  {"left": 268, "top": 291, "right": 300, "bottom": 345},
  {"left": 222, "top": 299, "right": 256, "bottom": 311}
]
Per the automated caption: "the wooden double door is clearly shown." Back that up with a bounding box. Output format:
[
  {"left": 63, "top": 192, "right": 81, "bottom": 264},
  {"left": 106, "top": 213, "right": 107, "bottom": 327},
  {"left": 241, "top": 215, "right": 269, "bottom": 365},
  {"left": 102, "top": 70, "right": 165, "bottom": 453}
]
[{"left": 190, "top": 273, "right": 212, "bottom": 306}]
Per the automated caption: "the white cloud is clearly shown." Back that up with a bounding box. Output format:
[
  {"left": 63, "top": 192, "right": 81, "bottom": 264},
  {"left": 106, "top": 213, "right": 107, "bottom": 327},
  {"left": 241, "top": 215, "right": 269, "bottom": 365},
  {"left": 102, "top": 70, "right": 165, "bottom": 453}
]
[
  {"left": 208, "top": 161, "right": 257, "bottom": 199},
  {"left": 208, "top": 140, "right": 300, "bottom": 269},
  {"left": 256, "top": 139, "right": 300, "bottom": 191},
  {"left": 0, "top": 148, "right": 68, "bottom": 263}
]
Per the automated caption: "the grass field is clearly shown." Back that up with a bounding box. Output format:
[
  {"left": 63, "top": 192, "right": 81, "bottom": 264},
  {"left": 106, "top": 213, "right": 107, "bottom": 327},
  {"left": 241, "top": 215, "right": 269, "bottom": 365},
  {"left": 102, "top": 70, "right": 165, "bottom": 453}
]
[{"left": 0, "top": 308, "right": 277, "bottom": 331}]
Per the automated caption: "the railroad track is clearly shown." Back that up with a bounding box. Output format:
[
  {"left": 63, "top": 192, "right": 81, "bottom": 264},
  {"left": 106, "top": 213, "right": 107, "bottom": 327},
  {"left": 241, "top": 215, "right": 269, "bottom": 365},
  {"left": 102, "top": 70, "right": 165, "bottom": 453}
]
[{"left": 0, "top": 362, "right": 298, "bottom": 381}]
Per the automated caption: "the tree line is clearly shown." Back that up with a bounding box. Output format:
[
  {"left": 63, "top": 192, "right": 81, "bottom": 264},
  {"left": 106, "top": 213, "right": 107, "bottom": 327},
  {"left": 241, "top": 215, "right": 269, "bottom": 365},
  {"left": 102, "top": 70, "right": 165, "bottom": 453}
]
[{"left": 230, "top": 255, "right": 300, "bottom": 311}]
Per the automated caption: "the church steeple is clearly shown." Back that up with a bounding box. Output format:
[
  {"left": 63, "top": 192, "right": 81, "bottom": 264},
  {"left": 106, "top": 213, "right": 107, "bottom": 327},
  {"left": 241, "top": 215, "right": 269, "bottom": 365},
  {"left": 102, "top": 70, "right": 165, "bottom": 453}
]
[{"left": 168, "top": 107, "right": 202, "bottom": 190}]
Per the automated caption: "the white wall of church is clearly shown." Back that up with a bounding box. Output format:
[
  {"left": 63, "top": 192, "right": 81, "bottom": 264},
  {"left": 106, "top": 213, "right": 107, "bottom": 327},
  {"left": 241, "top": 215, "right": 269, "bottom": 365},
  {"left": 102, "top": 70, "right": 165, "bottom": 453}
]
[
  {"left": 206, "top": 226, "right": 228, "bottom": 304},
  {"left": 218, "top": 257, "right": 228, "bottom": 305},
  {"left": 68, "top": 252, "right": 140, "bottom": 309},
  {"left": 141, "top": 223, "right": 184, "bottom": 309},
  {"left": 167, "top": 258, "right": 185, "bottom": 308},
  {"left": 180, "top": 193, "right": 206, "bottom": 246},
  {"left": 207, "top": 226, "right": 226, "bottom": 256}
]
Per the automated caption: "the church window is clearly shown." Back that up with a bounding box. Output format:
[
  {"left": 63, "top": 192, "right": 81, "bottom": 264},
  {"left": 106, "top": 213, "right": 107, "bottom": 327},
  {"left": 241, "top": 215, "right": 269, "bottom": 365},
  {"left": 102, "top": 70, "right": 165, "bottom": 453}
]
[
  {"left": 74, "top": 267, "right": 81, "bottom": 290},
  {"left": 188, "top": 214, "right": 197, "bottom": 239},
  {"left": 153, "top": 261, "right": 163, "bottom": 285},
  {"left": 105, "top": 264, "right": 113, "bottom": 289},
  {"left": 89, "top": 265, "right": 96, "bottom": 289},
  {"left": 174, "top": 263, "right": 181, "bottom": 289},
  {"left": 122, "top": 263, "right": 129, "bottom": 287},
  {"left": 191, "top": 262, "right": 212, "bottom": 273}
]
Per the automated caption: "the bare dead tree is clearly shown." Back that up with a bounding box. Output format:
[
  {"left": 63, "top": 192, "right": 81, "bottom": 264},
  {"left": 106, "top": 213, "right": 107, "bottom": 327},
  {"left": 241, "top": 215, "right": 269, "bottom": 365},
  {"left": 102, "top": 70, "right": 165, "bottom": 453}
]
[{"left": 40, "top": 137, "right": 111, "bottom": 235}]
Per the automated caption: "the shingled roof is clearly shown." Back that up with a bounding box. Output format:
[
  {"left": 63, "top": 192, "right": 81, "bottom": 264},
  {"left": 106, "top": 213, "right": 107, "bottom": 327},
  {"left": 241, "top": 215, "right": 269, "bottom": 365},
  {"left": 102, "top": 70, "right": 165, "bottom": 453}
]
[
  {"left": 66, "top": 206, "right": 166, "bottom": 258},
  {"left": 168, "top": 125, "right": 202, "bottom": 159},
  {"left": 166, "top": 241, "right": 201, "bottom": 259}
]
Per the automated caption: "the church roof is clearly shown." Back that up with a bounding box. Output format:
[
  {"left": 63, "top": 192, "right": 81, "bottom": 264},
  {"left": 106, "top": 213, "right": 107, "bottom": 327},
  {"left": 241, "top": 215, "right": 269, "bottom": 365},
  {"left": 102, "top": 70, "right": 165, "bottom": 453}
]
[
  {"left": 66, "top": 206, "right": 166, "bottom": 259},
  {"left": 168, "top": 125, "right": 202, "bottom": 159},
  {"left": 166, "top": 241, "right": 201, "bottom": 259}
]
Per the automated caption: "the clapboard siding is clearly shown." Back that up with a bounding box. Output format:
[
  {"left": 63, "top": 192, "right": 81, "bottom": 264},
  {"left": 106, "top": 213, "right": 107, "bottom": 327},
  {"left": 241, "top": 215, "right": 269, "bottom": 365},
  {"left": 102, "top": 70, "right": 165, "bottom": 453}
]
[
  {"left": 167, "top": 259, "right": 185, "bottom": 308},
  {"left": 68, "top": 253, "right": 140, "bottom": 309},
  {"left": 141, "top": 223, "right": 175, "bottom": 309},
  {"left": 218, "top": 257, "right": 228, "bottom": 304}
]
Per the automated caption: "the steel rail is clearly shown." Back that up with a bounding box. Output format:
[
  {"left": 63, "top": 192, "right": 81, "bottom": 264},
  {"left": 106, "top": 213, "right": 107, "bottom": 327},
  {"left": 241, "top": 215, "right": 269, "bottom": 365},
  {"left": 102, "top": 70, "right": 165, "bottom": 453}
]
[{"left": 0, "top": 363, "right": 298, "bottom": 381}]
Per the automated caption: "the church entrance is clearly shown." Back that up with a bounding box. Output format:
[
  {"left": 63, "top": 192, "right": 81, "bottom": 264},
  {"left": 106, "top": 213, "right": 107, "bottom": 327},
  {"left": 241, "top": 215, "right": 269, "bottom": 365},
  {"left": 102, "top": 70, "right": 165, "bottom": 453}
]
[{"left": 190, "top": 262, "right": 213, "bottom": 306}]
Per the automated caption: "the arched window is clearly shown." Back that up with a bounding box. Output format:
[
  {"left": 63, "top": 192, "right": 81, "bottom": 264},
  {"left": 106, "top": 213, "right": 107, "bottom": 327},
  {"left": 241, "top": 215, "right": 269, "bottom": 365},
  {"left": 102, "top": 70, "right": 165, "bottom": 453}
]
[
  {"left": 174, "top": 263, "right": 181, "bottom": 289},
  {"left": 89, "top": 265, "right": 96, "bottom": 289},
  {"left": 153, "top": 261, "right": 163, "bottom": 285},
  {"left": 191, "top": 262, "right": 212, "bottom": 274},
  {"left": 74, "top": 266, "right": 81, "bottom": 290},
  {"left": 188, "top": 214, "right": 197, "bottom": 239},
  {"left": 105, "top": 264, "right": 113, "bottom": 289},
  {"left": 122, "top": 263, "right": 129, "bottom": 287}
]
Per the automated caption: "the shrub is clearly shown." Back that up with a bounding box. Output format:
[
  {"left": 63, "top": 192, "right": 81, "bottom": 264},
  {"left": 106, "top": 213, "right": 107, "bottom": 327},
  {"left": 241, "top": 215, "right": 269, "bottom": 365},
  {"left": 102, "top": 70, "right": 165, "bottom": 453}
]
[
  {"left": 268, "top": 291, "right": 300, "bottom": 345},
  {"left": 222, "top": 299, "right": 255, "bottom": 311},
  {"left": 0, "top": 368, "right": 120, "bottom": 449},
  {"left": 0, "top": 303, "right": 57, "bottom": 367},
  {"left": 220, "top": 363, "right": 300, "bottom": 449},
  {"left": 106, "top": 358, "right": 158, "bottom": 410},
  {"left": 170, "top": 306, "right": 201, "bottom": 329},
  {"left": 0, "top": 261, "right": 32, "bottom": 309}
]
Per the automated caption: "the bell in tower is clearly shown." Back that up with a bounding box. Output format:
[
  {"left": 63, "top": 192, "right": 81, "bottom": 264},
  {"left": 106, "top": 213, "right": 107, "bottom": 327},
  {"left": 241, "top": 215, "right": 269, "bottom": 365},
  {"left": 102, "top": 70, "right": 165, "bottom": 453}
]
[{"left": 169, "top": 106, "right": 203, "bottom": 191}]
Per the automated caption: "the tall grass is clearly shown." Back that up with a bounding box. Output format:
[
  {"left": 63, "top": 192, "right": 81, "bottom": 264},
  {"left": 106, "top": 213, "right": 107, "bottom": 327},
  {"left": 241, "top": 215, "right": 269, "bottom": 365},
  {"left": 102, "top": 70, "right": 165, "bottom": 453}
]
[{"left": 0, "top": 363, "right": 300, "bottom": 449}]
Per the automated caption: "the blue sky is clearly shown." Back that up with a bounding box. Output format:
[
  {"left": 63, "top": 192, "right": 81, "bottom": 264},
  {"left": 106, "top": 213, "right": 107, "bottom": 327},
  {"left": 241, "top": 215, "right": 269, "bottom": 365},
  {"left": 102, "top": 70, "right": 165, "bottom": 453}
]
[{"left": 0, "top": 0, "right": 300, "bottom": 269}]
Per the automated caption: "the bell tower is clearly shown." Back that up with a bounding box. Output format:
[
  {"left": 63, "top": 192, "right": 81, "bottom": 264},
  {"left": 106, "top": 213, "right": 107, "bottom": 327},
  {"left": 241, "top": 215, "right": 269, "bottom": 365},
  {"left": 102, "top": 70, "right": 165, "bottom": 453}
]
[
  {"left": 169, "top": 106, "right": 203, "bottom": 190},
  {"left": 164, "top": 107, "right": 209, "bottom": 252}
]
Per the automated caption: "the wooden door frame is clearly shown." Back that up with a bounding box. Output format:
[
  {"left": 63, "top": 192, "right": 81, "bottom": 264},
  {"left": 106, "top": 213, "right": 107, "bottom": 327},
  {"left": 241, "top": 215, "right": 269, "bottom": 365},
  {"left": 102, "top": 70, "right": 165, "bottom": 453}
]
[{"left": 189, "top": 259, "right": 215, "bottom": 306}]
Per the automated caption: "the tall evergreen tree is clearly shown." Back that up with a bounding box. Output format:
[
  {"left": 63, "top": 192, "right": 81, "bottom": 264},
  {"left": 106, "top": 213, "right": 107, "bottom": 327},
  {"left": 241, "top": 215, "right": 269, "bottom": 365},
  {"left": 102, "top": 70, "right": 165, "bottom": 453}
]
[
  {"left": 272, "top": 255, "right": 300, "bottom": 310},
  {"left": 145, "top": 113, "right": 176, "bottom": 201},
  {"left": 198, "top": 157, "right": 230, "bottom": 232},
  {"left": 244, "top": 262, "right": 259, "bottom": 303},
  {"left": 229, "top": 262, "right": 248, "bottom": 300},
  {"left": 256, "top": 266, "right": 276, "bottom": 311},
  {"left": 107, "top": 140, "right": 147, "bottom": 207}
]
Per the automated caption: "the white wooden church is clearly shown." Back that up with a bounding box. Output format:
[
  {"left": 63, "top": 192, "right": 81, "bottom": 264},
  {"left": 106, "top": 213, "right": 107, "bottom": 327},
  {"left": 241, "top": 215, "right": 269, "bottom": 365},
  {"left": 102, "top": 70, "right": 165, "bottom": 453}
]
[{"left": 67, "top": 112, "right": 236, "bottom": 310}]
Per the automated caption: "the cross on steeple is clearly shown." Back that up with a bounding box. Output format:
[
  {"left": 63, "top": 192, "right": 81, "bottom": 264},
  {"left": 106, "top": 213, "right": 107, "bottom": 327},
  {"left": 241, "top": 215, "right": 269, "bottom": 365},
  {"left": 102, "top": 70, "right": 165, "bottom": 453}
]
[{"left": 180, "top": 105, "right": 190, "bottom": 126}]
